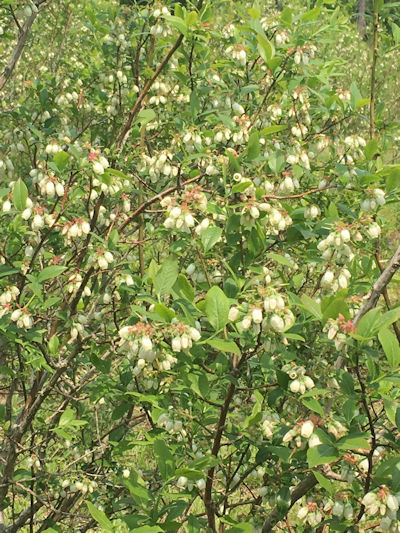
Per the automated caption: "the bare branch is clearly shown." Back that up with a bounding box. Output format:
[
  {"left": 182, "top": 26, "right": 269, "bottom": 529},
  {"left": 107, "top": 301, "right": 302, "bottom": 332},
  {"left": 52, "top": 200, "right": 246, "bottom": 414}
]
[{"left": 0, "top": 12, "right": 38, "bottom": 92}]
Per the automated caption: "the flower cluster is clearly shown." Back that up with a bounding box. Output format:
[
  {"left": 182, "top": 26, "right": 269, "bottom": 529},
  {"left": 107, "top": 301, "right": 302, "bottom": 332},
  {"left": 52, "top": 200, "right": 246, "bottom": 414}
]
[
  {"left": 161, "top": 185, "right": 208, "bottom": 232},
  {"left": 362, "top": 488, "right": 400, "bottom": 532},
  {"left": 281, "top": 363, "right": 315, "bottom": 394},
  {"left": 226, "top": 45, "right": 247, "bottom": 66},
  {"left": 62, "top": 218, "right": 91, "bottom": 243}
]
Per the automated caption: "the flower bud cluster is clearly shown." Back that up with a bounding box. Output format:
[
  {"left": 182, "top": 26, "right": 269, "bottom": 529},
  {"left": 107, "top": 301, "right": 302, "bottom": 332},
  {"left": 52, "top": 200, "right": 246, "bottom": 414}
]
[
  {"left": 332, "top": 499, "right": 354, "bottom": 520},
  {"left": 361, "top": 188, "right": 386, "bottom": 211},
  {"left": 38, "top": 175, "right": 65, "bottom": 199},
  {"left": 317, "top": 226, "right": 356, "bottom": 265},
  {"left": 296, "top": 502, "right": 323, "bottom": 527},
  {"left": 275, "top": 30, "right": 290, "bottom": 46},
  {"left": 281, "top": 363, "right": 315, "bottom": 394},
  {"left": 283, "top": 419, "right": 315, "bottom": 446},
  {"left": 362, "top": 488, "right": 400, "bottom": 532},
  {"left": 10, "top": 308, "right": 34, "bottom": 329},
  {"left": 92, "top": 249, "right": 114, "bottom": 270},
  {"left": 45, "top": 140, "right": 62, "bottom": 155},
  {"left": 157, "top": 409, "right": 186, "bottom": 437},
  {"left": 62, "top": 218, "right": 91, "bottom": 244},
  {"left": 138, "top": 151, "right": 177, "bottom": 182},
  {"left": 225, "top": 45, "right": 247, "bottom": 66},
  {"left": 148, "top": 80, "right": 179, "bottom": 106},
  {"left": 267, "top": 103, "right": 282, "bottom": 121},
  {"left": 169, "top": 321, "right": 201, "bottom": 354},
  {"left": 239, "top": 295, "right": 294, "bottom": 334},
  {"left": 262, "top": 412, "right": 280, "bottom": 439},
  {"left": 150, "top": 6, "right": 172, "bottom": 37},
  {"left": 161, "top": 185, "right": 208, "bottom": 232},
  {"left": 293, "top": 44, "right": 316, "bottom": 65},
  {"left": 304, "top": 204, "right": 321, "bottom": 220},
  {"left": 88, "top": 151, "right": 110, "bottom": 175},
  {"left": 67, "top": 273, "right": 91, "bottom": 297},
  {"left": 59, "top": 478, "right": 97, "bottom": 497}
]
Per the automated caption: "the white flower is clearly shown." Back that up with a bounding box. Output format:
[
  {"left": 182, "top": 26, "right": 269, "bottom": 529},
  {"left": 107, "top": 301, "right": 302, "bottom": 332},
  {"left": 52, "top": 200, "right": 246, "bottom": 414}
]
[
  {"left": 308, "top": 434, "right": 322, "bottom": 448},
  {"left": 289, "top": 379, "right": 300, "bottom": 393},
  {"left": 304, "top": 376, "right": 315, "bottom": 389},
  {"left": 270, "top": 314, "right": 284, "bottom": 332},
  {"left": 196, "top": 478, "right": 206, "bottom": 490},
  {"left": 11, "top": 309, "right": 22, "bottom": 321},
  {"left": 189, "top": 327, "right": 201, "bottom": 341},
  {"left": 300, "top": 420, "right": 314, "bottom": 439},
  {"left": 2, "top": 200, "right": 11, "bottom": 212},
  {"left": 177, "top": 476, "right": 188, "bottom": 488},
  {"left": 241, "top": 316, "right": 252, "bottom": 330},
  {"left": 172, "top": 337, "right": 182, "bottom": 352},
  {"left": 367, "top": 223, "right": 381, "bottom": 239},
  {"left": 22, "top": 208, "right": 32, "bottom": 220},
  {"left": 122, "top": 469, "right": 130, "bottom": 478},
  {"left": 141, "top": 336, "right": 153, "bottom": 352},
  {"left": 340, "top": 229, "right": 351, "bottom": 242},
  {"left": 252, "top": 308, "right": 263, "bottom": 324},
  {"left": 170, "top": 206, "right": 181, "bottom": 219},
  {"left": 56, "top": 183, "right": 65, "bottom": 197},
  {"left": 32, "top": 215, "right": 44, "bottom": 231},
  {"left": 185, "top": 214, "right": 195, "bottom": 227},
  {"left": 93, "top": 161, "right": 105, "bottom": 175},
  {"left": 387, "top": 494, "right": 399, "bottom": 512},
  {"left": 297, "top": 506, "right": 309, "bottom": 519},
  {"left": 332, "top": 501, "right": 344, "bottom": 517},
  {"left": 228, "top": 307, "right": 239, "bottom": 321}
]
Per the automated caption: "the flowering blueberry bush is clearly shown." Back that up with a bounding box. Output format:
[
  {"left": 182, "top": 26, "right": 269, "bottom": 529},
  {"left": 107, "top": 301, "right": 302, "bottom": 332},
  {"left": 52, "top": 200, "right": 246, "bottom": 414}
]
[{"left": 1, "top": 0, "right": 400, "bottom": 531}]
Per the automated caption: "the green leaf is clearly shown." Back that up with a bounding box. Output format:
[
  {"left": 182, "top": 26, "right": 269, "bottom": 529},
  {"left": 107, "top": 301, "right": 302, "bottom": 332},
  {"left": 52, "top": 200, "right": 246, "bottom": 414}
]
[
  {"left": 300, "top": 294, "right": 322, "bottom": 320},
  {"left": 12, "top": 179, "right": 28, "bottom": 211},
  {"left": 313, "top": 471, "right": 333, "bottom": 495},
  {"left": 301, "top": 7, "right": 321, "bottom": 21},
  {"left": 379, "top": 328, "right": 400, "bottom": 369},
  {"left": 206, "top": 338, "right": 240, "bottom": 356},
  {"left": 280, "top": 7, "right": 292, "bottom": 27},
  {"left": 86, "top": 502, "right": 113, "bottom": 531},
  {"left": 356, "top": 308, "right": 381, "bottom": 339},
  {"left": 54, "top": 151, "right": 70, "bottom": 171},
  {"left": 38, "top": 266, "right": 67, "bottom": 283},
  {"left": 48, "top": 335, "right": 59, "bottom": 356},
  {"left": 247, "top": 131, "right": 260, "bottom": 160},
  {"left": 395, "top": 407, "right": 400, "bottom": 431},
  {"left": 340, "top": 372, "right": 354, "bottom": 396},
  {"left": 154, "top": 256, "right": 179, "bottom": 295},
  {"left": 201, "top": 226, "right": 222, "bottom": 252},
  {"left": 185, "top": 11, "right": 198, "bottom": 26},
  {"left": 365, "top": 139, "right": 379, "bottom": 160},
  {"left": 137, "top": 109, "right": 156, "bottom": 127},
  {"left": 205, "top": 286, "right": 230, "bottom": 330},
  {"left": 164, "top": 15, "right": 188, "bottom": 35},
  {"left": 226, "top": 524, "right": 253, "bottom": 533},
  {"left": 260, "top": 125, "right": 287, "bottom": 136},
  {"left": 190, "top": 89, "right": 200, "bottom": 119},
  {"left": 130, "top": 526, "right": 163, "bottom": 532},
  {"left": 375, "top": 307, "right": 400, "bottom": 332},
  {"left": 153, "top": 439, "right": 175, "bottom": 480},
  {"left": 266, "top": 252, "right": 294, "bottom": 268},
  {"left": 153, "top": 303, "right": 175, "bottom": 322},
  {"left": 307, "top": 445, "right": 339, "bottom": 467},
  {"left": 173, "top": 274, "right": 194, "bottom": 302},
  {"left": 257, "top": 34, "right": 275, "bottom": 63},
  {"left": 336, "top": 433, "right": 370, "bottom": 451},
  {"left": 301, "top": 397, "right": 324, "bottom": 417}
]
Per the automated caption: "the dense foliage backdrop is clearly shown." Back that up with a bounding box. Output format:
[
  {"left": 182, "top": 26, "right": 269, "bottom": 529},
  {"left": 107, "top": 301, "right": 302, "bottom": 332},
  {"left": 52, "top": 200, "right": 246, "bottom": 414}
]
[{"left": 1, "top": 0, "right": 400, "bottom": 531}]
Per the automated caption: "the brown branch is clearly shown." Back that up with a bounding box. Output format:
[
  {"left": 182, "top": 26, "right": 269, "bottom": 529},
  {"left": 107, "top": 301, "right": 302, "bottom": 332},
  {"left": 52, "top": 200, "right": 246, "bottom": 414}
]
[
  {"left": 117, "top": 174, "right": 204, "bottom": 233},
  {"left": 116, "top": 33, "right": 184, "bottom": 151},
  {"left": 0, "top": 11, "right": 39, "bottom": 91},
  {"left": 369, "top": 0, "right": 379, "bottom": 139}
]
